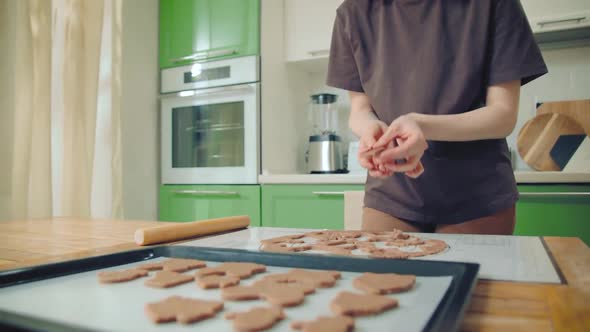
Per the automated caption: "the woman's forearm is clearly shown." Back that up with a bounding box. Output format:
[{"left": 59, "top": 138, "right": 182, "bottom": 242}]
[
  {"left": 348, "top": 91, "right": 382, "bottom": 138},
  {"left": 408, "top": 80, "right": 521, "bottom": 141}
]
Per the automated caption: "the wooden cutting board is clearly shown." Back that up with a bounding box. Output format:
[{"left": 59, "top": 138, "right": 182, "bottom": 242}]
[
  {"left": 517, "top": 113, "right": 585, "bottom": 171},
  {"left": 536, "top": 99, "right": 590, "bottom": 136}
]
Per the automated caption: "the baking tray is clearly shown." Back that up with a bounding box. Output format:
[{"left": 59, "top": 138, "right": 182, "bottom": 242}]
[{"left": 0, "top": 246, "right": 479, "bottom": 332}]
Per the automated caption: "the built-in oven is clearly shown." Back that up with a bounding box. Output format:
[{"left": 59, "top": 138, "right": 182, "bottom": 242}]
[{"left": 160, "top": 56, "right": 259, "bottom": 184}]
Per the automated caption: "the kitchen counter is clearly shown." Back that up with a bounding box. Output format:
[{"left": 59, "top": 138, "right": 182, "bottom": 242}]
[
  {"left": 259, "top": 171, "right": 590, "bottom": 184},
  {"left": 1, "top": 218, "right": 589, "bottom": 331}
]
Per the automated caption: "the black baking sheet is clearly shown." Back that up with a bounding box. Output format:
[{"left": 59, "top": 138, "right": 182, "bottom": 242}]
[{"left": 0, "top": 246, "right": 479, "bottom": 332}]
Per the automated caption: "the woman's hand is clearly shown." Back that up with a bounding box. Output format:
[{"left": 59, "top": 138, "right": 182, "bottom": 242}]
[
  {"left": 357, "top": 120, "right": 393, "bottom": 177},
  {"left": 372, "top": 114, "right": 427, "bottom": 178}
]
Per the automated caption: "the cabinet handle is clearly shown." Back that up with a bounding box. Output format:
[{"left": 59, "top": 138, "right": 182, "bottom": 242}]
[
  {"left": 170, "top": 48, "right": 237, "bottom": 63},
  {"left": 519, "top": 192, "right": 590, "bottom": 198},
  {"left": 312, "top": 191, "right": 345, "bottom": 197},
  {"left": 308, "top": 49, "right": 330, "bottom": 57},
  {"left": 537, "top": 16, "right": 586, "bottom": 27},
  {"left": 173, "top": 190, "right": 239, "bottom": 197}
]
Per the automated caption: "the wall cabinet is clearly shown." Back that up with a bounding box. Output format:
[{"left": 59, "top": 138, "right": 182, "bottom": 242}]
[
  {"left": 284, "top": 0, "right": 342, "bottom": 63},
  {"left": 261, "top": 184, "right": 363, "bottom": 229},
  {"left": 520, "top": 0, "right": 590, "bottom": 33},
  {"left": 159, "top": 0, "right": 260, "bottom": 69},
  {"left": 159, "top": 185, "right": 261, "bottom": 226},
  {"left": 515, "top": 184, "right": 590, "bottom": 246}
]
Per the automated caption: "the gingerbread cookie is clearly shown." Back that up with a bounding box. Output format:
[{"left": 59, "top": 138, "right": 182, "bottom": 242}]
[
  {"left": 260, "top": 234, "right": 305, "bottom": 244},
  {"left": 254, "top": 276, "right": 316, "bottom": 295},
  {"left": 196, "top": 274, "right": 240, "bottom": 289},
  {"left": 138, "top": 258, "right": 206, "bottom": 272},
  {"left": 368, "top": 248, "right": 410, "bottom": 259},
  {"left": 353, "top": 272, "right": 416, "bottom": 294},
  {"left": 260, "top": 269, "right": 341, "bottom": 288},
  {"left": 98, "top": 269, "right": 148, "bottom": 283},
  {"left": 291, "top": 315, "right": 355, "bottom": 332},
  {"left": 196, "top": 262, "right": 266, "bottom": 279},
  {"left": 222, "top": 280, "right": 310, "bottom": 307},
  {"left": 145, "top": 296, "right": 223, "bottom": 324},
  {"left": 331, "top": 291, "right": 398, "bottom": 316},
  {"left": 144, "top": 271, "right": 194, "bottom": 288},
  {"left": 260, "top": 242, "right": 312, "bottom": 254},
  {"left": 225, "top": 306, "right": 285, "bottom": 332}
]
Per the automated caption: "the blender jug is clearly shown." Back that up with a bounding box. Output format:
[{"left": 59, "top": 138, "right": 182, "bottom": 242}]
[{"left": 306, "top": 93, "right": 347, "bottom": 174}]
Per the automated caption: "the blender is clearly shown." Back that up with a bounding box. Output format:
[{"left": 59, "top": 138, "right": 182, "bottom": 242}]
[{"left": 306, "top": 93, "right": 347, "bottom": 174}]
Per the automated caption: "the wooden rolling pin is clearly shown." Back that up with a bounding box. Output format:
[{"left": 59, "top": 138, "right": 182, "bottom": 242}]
[{"left": 134, "top": 215, "right": 250, "bottom": 246}]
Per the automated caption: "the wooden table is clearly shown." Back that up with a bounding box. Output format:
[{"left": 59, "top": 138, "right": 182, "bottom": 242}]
[{"left": 0, "top": 218, "right": 588, "bottom": 332}]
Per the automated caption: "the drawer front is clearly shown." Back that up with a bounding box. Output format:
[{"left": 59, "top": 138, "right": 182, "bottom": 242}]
[
  {"left": 261, "top": 184, "right": 364, "bottom": 229},
  {"left": 515, "top": 184, "right": 590, "bottom": 246},
  {"left": 159, "top": 185, "right": 261, "bottom": 226}
]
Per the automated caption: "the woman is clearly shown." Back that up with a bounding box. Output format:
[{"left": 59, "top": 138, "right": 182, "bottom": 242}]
[{"left": 327, "top": 0, "right": 547, "bottom": 234}]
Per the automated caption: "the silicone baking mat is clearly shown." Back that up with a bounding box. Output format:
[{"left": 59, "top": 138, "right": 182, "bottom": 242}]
[{"left": 0, "top": 246, "right": 478, "bottom": 332}]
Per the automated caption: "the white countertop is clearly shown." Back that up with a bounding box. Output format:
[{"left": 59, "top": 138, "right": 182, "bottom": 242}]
[
  {"left": 178, "top": 227, "right": 561, "bottom": 283},
  {"left": 259, "top": 171, "right": 590, "bottom": 184}
]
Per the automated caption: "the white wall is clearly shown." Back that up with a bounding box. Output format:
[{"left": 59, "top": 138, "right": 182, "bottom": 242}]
[
  {"left": 121, "top": 0, "right": 159, "bottom": 220},
  {"left": 260, "top": 0, "right": 311, "bottom": 174},
  {"left": 0, "top": 0, "right": 16, "bottom": 220}
]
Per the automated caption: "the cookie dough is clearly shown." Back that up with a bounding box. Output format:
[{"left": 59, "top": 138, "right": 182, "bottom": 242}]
[
  {"left": 98, "top": 269, "right": 148, "bottom": 283},
  {"left": 145, "top": 296, "right": 223, "bottom": 324},
  {"left": 291, "top": 316, "right": 355, "bottom": 332},
  {"left": 260, "top": 243, "right": 312, "bottom": 254},
  {"left": 138, "top": 258, "right": 206, "bottom": 272},
  {"left": 196, "top": 262, "right": 266, "bottom": 279},
  {"left": 196, "top": 274, "right": 240, "bottom": 289},
  {"left": 331, "top": 291, "right": 398, "bottom": 316},
  {"left": 353, "top": 272, "right": 416, "bottom": 294},
  {"left": 222, "top": 280, "right": 310, "bottom": 307},
  {"left": 259, "top": 269, "right": 341, "bottom": 288},
  {"left": 144, "top": 271, "right": 194, "bottom": 288},
  {"left": 225, "top": 306, "right": 285, "bottom": 332}
]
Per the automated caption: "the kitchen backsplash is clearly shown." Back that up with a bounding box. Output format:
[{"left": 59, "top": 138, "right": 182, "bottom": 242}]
[{"left": 306, "top": 46, "right": 590, "bottom": 172}]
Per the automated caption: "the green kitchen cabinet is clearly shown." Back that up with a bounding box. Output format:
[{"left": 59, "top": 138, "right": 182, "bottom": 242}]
[
  {"left": 159, "top": 185, "right": 261, "bottom": 226},
  {"left": 261, "top": 184, "right": 364, "bottom": 229},
  {"left": 515, "top": 184, "right": 590, "bottom": 246},
  {"left": 159, "top": 0, "right": 260, "bottom": 69}
]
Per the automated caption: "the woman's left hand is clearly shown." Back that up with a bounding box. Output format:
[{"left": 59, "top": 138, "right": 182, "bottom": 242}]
[{"left": 372, "top": 114, "right": 428, "bottom": 178}]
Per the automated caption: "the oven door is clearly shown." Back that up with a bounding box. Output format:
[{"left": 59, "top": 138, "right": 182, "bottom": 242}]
[{"left": 161, "top": 83, "right": 259, "bottom": 184}]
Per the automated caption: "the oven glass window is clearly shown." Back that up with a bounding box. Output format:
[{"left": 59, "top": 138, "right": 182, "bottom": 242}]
[{"left": 172, "top": 101, "right": 245, "bottom": 168}]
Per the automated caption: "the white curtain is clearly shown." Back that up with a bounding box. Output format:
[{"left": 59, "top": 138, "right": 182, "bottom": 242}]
[{"left": 8, "top": 0, "right": 123, "bottom": 220}]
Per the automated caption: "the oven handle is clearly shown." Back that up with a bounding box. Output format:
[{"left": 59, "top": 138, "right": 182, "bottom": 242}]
[
  {"left": 170, "top": 48, "right": 237, "bottom": 63},
  {"left": 159, "top": 84, "right": 256, "bottom": 99},
  {"left": 173, "top": 190, "right": 240, "bottom": 197}
]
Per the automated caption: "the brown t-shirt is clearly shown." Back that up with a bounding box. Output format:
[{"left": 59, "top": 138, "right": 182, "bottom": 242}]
[{"left": 327, "top": 0, "right": 547, "bottom": 224}]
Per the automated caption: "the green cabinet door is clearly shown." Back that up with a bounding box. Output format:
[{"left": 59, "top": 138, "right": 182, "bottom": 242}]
[
  {"left": 261, "top": 184, "right": 364, "bottom": 229},
  {"left": 159, "top": 185, "right": 261, "bottom": 226},
  {"left": 515, "top": 184, "right": 590, "bottom": 246},
  {"left": 159, "top": 0, "right": 260, "bottom": 69}
]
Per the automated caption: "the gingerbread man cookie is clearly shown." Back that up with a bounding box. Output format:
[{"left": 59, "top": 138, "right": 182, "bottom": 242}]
[
  {"left": 138, "top": 258, "right": 206, "bottom": 272},
  {"left": 98, "top": 269, "right": 148, "bottom": 283},
  {"left": 145, "top": 296, "right": 223, "bottom": 324},
  {"left": 225, "top": 306, "right": 285, "bottom": 332}
]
